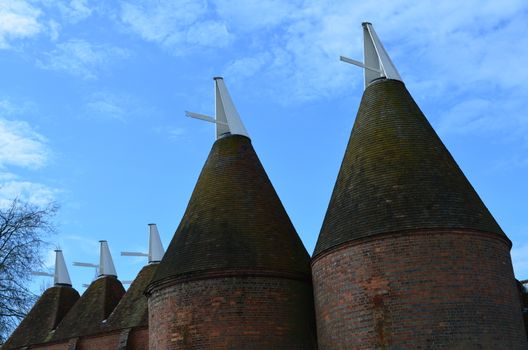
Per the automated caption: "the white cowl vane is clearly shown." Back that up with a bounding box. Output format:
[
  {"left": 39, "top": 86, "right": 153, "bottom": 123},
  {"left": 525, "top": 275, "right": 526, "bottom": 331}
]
[
  {"left": 340, "top": 22, "right": 403, "bottom": 88},
  {"left": 186, "top": 77, "right": 249, "bottom": 140},
  {"left": 98, "top": 240, "right": 117, "bottom": 277}
]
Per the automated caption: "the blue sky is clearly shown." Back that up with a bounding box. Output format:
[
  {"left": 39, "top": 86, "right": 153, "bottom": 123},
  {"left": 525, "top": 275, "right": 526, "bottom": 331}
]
[{"left": 1, "top": 0, "right": 527, "bottom": 292}]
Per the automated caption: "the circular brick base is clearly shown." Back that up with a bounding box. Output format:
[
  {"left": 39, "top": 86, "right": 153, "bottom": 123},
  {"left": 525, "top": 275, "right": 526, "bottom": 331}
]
[
  {"left": 148, "top": 275, "right": 317, "bottom": 349},
  {"left": 312, "top": 230, "right": 527, "bottom": 350}
]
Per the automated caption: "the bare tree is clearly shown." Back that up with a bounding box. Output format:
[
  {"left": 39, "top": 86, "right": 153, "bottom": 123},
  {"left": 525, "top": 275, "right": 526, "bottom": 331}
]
[{"left": 0, "top": 199, "right": 57, "bottom": 344}]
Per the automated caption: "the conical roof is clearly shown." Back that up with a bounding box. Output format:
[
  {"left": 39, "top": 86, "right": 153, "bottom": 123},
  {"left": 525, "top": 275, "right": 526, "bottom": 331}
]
[
  {"left": 52, "top": 276, "right": 125, "bottom": 340},
  {"left": 3, "top": 285, "right": 79, "bottom": 349},
  {"left": 150, "top": 135, "right": 311, "bottom": 287},
  {"left": 105, "top": 264, "right": 157, "bottom": 331},
  {"left": 314, "top": 79, "right": 505, "bottom": 257}
]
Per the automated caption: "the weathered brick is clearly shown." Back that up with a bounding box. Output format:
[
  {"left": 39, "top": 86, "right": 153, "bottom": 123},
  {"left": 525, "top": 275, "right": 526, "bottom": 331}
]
[
  {"left": 148, "top": 274, "right": 317, "bottom": 349},
  {"left": 312, "top": 229, "right": 527, "bottom": 349}
]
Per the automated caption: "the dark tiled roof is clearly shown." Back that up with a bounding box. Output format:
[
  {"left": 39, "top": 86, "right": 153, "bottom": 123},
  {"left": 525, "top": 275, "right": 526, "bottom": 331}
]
[
  {"left": 151, "top": 135, "right": 311, "bottom": 286},
  {"left": 3, "top": 285, "right": 79, "bottom": 349},
  {"left": 105, "top": 264, "right": 157, "bottom": 331},
  {"left": 51, "top": 276, "right": 125, "bottom": 341},
  {"left": 314, "top": 79, "right": 505, "bottom": 257}
]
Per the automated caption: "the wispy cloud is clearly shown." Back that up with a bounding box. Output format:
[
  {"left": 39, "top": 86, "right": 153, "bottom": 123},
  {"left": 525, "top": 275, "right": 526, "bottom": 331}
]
[
  {"left": 167, "top": 127, "right": 186, "bottom": 140},
  {"left": 0, "top": 0, "right": 43, "bottom": 48},
  {"left": 212, "top": 0, "right": 298, "bottom": 31},
  {"left": 0, "top": 178, "right": 57, "bottom": 208},
  {"left": 0, "top": 99, "right": 33, "bottom": 116},
  {"left": 215, "top": 0, "right": 528, "bottom": 104},
  {"left": 152, "top": 125, "right": 187, "bottom": 141},
  {"left": 55, "top": 0, "right": 93, "bottom": 24},
  {"left": 120, "top": 0, "right": 232, "bottom": 53},
  {"left": 85, "top": 92, "right": 130, "bottom": 122},
  {"left": 0, "top": 117, "right": 49, "bottom": 169},
  {"left": 0, "top": 100, "right": 57, "bottom": 206},
  {"left": 224, "top": 54, "right": 271, "bottom": 79},
  {"left": 37, "top": 39, "right": 129, "bottom": 79}
]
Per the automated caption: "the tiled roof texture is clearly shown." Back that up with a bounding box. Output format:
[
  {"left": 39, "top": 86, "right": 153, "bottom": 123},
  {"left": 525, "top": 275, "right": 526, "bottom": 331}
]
[
  {"left": 3, "top": 285, "right": 80, "bottom": 349},
  {"left": 151, "top": 135, "right": 311, "bottom": 285},
  {"left": 105, "top": 264, "right": 157, "bottom": 331},
  {"left": 51, "top": 276, "right": 125, "bottom": 341},
  {"left": 314, "top": 79, "right": 505, "bottom": 257}
]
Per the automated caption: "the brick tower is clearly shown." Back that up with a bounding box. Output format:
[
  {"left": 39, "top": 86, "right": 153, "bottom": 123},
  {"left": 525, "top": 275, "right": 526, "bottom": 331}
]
[
  {"left": 146, "top": 78, "right": 316, "bottom": 349},
  {"left": 312, "top": 23, "right": 528, "bottom": 349},
  {"left": 51, "top": 240, "right": 125, "bottom": 346},
  {"left": 103, "top": 224, "right": 165, "bottom": 349},
  {"left": 3, "top": 250, "right": 79, "bottom": 349}
]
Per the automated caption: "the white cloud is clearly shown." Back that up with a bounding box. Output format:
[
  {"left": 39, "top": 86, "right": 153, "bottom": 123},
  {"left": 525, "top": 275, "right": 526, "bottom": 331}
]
[
  {"left": 120, "top": 0, "right": 231, "bottom": 52},
  {"left": 56, "top": 0, "right": 93, "bottom": 23},
  {"left": 0, "top": 178, "right": 57, "bottom": 208},
  {"left": 224, "top": 54, "right": 271, "bottom": 79},
  {"left": 0, "top": 101, "right": 57, "bottom": 206},
  {"left": 152, "top": 126, "right": 187, "bottom": 141},
  {"left": 0, "top": 99, "right": 27, "bottom": 115},
  {"left": 48, "top": 19, "right": 60, "bottom": 41},
  {"left": 167, "top": 127, "right": 186, "bottom": 140},
  {"left": 212, "top": 0, "right": 528, "bottom": 115},
  {"left": 0, "top": 118, "right": 49, "bottom": 169},
  {"left": 37, "top": 39, "right": 129, "bottom": 79},
  {"left": 85, "top": 92, "right": 129, "bottom": 122},
  {"left": 186, "top": 20, "right": 231, "bottom": 47},
  {"left": 63, "top": 235, "right": 99, "bottom": 255},
  {"left": 0, "top": 0, "right": 42, "bottom": 48},
  {"left": 212, "top": 0, "right": 298, "bottom": 31}
]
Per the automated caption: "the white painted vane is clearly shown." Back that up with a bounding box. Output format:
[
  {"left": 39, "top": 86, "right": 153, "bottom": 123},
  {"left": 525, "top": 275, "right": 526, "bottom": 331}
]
[
  {"left": 340, "top": 22, "right": 402, "bottom": 88},
  {"left": 121, "top": 223, "right": 165, "bottom": 264},
  {"left": 186, "top": 77, "right": 249, "bottom": 140},
  {"left": 99, "top": 240, "right": 117, "bottom": 277},
  {"left": 54, "top": 249, "right": 72, "bottom": 285},
  {"left": 31, "top": 249, "right": 72, "bottom": 286}
]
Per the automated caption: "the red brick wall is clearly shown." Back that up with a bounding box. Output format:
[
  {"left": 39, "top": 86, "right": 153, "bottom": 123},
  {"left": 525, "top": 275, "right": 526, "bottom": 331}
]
[
  {"left": 312, "top": 229, "right": 528, "bottom": 349},
  {"left": 77, "top": 333, "right": 120, "bottom": 350},
  {"left": 128, "top": 327, "right": 149, "bottom": 349},
  {"left": 148, "top": 275, "right": 317, "bottom": 349},
  {"left": 30, "top": 329, "right": 147, "bottom": 350},
  {"left": 32, "top": 343, "right": 68, "bottom": 350}
]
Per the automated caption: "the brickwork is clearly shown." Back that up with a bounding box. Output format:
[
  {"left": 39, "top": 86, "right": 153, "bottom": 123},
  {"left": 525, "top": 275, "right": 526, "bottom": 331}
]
[
  {"left": 148, "top": 275, "right": 317, "bottom": 349},
  {"left": 29, "top": 329, "right": 147, "bottom": 350},
  {"left": 32, "top": 343, "right": 69, "bottom": 350},
  {"left": 127, "top": 327, "right": 149, "bottom": 349},
  {"left": 76, "top": 333, "right": 120, "bottom": 350},
  {"left": 312, "top": 229, "right": 528, "bottom": 349}
]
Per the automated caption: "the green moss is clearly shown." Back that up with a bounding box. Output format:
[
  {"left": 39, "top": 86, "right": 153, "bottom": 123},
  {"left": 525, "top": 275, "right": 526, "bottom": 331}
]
[
  {"left": 151, "top": 135, "right": 311, "bottom": 287},
  {"left": 315, "top": 79, "right": 505, "bottom": 257}
]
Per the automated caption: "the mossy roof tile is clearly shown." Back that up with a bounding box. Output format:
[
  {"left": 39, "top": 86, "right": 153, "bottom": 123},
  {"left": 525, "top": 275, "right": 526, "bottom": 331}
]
[
  {"left": 151, "top": 135, "right": 311, "bottom": 285},
  {"left": 51, "top": 276, "right": 125, "bottom": 341},
  {"left": 105, "top": 264, "right": 157, "bottom": 331},
  {"left": 314, "top": 79, "right": 505, "bottom": 257},
  {"left": 3, "top": 285, "right": 79, "bottom": 349}
]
